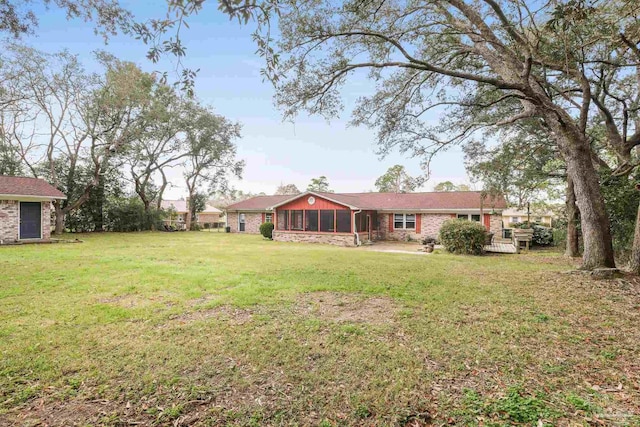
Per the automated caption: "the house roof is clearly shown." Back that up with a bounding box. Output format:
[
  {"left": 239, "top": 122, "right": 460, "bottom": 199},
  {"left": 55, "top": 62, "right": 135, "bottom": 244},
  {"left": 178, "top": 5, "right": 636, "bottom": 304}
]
[
  {"left": 321, "top": 191, "right": 507, "bottom": 210},
  {"left": 231, "top": 191, "right": 507, "bottom": 211},
  {"left": 160, "top": 200, "right": 222, "bottom": 214},
  {"left": 225, "top": 195, "right": 293, "bottom": 211},
  {"left": 0, "top": 175, "right": 66, "bottom": 199}
]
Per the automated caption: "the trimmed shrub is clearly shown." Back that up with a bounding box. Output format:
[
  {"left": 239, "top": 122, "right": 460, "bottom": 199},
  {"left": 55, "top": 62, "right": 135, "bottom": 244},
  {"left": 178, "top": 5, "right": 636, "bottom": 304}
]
[
  {"left": 259, "top": 222, "right": 274, "bottom": 239},
  {"left": 439, "top": 219, "right": 487, "bottom": 255}
]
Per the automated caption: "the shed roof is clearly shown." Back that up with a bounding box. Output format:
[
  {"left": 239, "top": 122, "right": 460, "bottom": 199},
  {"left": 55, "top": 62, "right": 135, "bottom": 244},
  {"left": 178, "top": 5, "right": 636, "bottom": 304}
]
[{"left": 0, "top": 176, "right": 66, "bottom": 199}]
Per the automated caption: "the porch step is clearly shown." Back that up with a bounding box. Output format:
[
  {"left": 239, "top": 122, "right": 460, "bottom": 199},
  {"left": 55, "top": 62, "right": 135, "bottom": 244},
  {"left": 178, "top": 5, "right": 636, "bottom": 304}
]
[{"left": 484, "top": 242, "right": 518, "bottom": 254}]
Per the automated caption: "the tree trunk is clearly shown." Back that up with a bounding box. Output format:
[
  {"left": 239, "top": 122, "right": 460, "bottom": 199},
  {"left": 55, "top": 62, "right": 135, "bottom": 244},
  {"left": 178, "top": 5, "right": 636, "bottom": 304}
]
[
  {"left": 565, "top": 176, "right": 580, "bottom": 257},
  {"left": 565, "top": 144, "right": 615, "bottom": 269},
  {"left": 93, "top": 173, "right": 105, "bottom": 232},
  {"left": 630, "top": 200, "right": 640, "bottom": 274},
  {"left": 54, "top": 200, "right": 65, "bottom": 235}
]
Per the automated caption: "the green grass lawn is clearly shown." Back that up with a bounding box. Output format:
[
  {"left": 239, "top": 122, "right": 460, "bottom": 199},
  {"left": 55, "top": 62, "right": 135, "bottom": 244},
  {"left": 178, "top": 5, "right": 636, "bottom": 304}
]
[{"left": 1, "top": 233, "right": 639, "bottom": 426}]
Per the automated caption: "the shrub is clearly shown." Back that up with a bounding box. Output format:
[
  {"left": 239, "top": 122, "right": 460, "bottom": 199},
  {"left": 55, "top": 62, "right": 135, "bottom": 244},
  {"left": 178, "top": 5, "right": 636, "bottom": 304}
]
[
  {"left": 439, "top": 219, "right": 487, "bottom": 255},
  {"left": 513, "top": 222, "right": 553, "bottom": 246},
  {"left": 259, "top": 222, "right": 274, "bottom": 239}
]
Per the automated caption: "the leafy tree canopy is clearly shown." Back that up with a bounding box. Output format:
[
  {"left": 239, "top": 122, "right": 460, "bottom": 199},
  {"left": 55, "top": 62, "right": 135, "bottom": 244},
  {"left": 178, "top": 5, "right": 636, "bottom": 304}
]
[
  {"left": 374, "top": 165, "right": 420, "bottom": 193},
  {"left": 307, "top": 176, "right": 331, "bottom": 192}
]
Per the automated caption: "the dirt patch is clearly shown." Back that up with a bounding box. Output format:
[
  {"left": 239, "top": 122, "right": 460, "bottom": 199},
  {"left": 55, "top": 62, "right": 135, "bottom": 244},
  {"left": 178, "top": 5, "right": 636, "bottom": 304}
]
[
  {"left": 160, "top": 306, "right": 254, "bottom": 328},
  {"left": 97, "top": 292, "right": 176, "bottom": 308},
  {"left": 0, "top": 398, "right": 150, "bottom": 427},
  {"left": 295, "top": 292, "right": 399, "bottom": 325}
]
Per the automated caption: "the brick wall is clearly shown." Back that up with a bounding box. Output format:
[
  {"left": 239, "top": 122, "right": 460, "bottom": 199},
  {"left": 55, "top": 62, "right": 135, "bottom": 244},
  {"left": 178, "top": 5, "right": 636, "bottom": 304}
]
[
  {"left": 377, "top": 213, "right": 451, "bottom": 241},
  {"left": 0, "top": 200, "right": 19, "bottom": 243},
  {"left": 42, "top": 202, "right": 51, "bottom": 240},
  {"left": 227, "top": 212, "right": 264, "bottom": 233},
  {"left": 489, "top": 214, "right": 503, "bottom": 234},
  {"left": 196, "top": 213, "right": 220, "bottom": 225},
  {"left": 377, "top": 212, "right": 503, "bottom": 242},
  {"left": 273, "top": 231, "right": 357, "bottom": 247}
]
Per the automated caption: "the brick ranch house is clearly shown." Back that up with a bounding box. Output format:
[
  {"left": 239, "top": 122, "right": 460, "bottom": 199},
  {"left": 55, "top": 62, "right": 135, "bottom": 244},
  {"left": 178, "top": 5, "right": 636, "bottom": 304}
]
[
  {"left": 0, "top": 175, "right": 66, "bottom": 244},
  {"left": 226, "top": 191, "right": 506, "bottom": 246}
]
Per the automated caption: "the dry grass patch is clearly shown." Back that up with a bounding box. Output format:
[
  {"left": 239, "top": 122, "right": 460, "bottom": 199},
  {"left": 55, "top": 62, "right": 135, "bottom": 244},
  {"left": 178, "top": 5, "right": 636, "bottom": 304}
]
[
  {"left": 295, "top": 291, "right": 399, "bottom": 325},
  {"left": 161, "top": 305, "right": 255, "bottom": 327}
]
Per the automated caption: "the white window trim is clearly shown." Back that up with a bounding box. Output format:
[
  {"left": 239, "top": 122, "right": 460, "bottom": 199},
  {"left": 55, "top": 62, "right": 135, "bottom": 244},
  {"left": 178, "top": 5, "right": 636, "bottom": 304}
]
[
  {"left": 265, "top": 213, "right": 273, "bottom": 223},
  {"left": 457, "top": 213, "right": 482, "bottom": 222},
  {"left": 393, "top": 213, "right": 416, "bottom": 230}
]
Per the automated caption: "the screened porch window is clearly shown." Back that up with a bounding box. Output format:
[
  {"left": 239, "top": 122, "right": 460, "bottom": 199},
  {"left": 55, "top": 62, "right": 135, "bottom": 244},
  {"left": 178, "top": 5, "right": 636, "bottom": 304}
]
[
  {"left": 291, "top": 210, "right": 304, "bottom": 230},
  {"left": 305, "top": 210, "right": 318, "bottom": 231},
  {"left": 320, "top": 210, "right": 334, "bottom": 232},
  {"left": 336, "top": 210, "right": 351, "bottom": 233},
  {"left": 276, "top": 210, "right": 289, "bottom": 230}
]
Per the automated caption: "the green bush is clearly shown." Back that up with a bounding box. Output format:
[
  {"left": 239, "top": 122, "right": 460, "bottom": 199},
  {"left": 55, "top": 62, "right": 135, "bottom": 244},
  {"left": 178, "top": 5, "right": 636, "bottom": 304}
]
[
  {"left": 513, "top": 222, "right": 554, "bottom": 246},
  {"left": 439, "top": 219, "right": 487, "bottom": 255},
  {"left": 259, "top": 222, "right": 274, "bottom": 239},
  {"left": 105, "top": 198, "right": 164, "bottom": 232}
]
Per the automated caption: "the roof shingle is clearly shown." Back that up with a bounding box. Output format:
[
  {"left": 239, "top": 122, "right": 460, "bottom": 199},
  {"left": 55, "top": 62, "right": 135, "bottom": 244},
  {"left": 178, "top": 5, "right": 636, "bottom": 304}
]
[
  {"left": 226, "top": 195, "right": 293, "bottom": 211},
  {"left": 0, "top": 176, "right": 66, "bottom": 199},
  {"left": 227, "top": 191, "right": 506, "bottom": 211}
]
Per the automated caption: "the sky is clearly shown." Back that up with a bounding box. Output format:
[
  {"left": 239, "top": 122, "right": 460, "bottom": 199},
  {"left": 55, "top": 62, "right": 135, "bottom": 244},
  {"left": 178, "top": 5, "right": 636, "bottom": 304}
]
[{"left": 23, "top": 1, "right": 473, "bottom": 199}]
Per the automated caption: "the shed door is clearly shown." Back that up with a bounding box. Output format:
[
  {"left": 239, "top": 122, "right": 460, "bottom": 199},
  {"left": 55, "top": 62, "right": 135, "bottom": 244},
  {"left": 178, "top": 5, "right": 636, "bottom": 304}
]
[{"left": 20, "top": 202, "right": 41, "bottom": 239}]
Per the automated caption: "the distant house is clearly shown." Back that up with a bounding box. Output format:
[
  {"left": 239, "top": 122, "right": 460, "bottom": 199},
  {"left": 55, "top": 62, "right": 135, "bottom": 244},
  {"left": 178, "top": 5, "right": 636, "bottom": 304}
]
[
  {"left": 226, "top": 191, "right": 507, "bottom": 246},
  {"left": 502, "top": 208, "right": 555, "bottom": 227},
  {"left": 160, "top": 200, "right": 223, "bottom": 230},
  {"left": 0, "top": 176, "right": 66, "bottom": 244}
]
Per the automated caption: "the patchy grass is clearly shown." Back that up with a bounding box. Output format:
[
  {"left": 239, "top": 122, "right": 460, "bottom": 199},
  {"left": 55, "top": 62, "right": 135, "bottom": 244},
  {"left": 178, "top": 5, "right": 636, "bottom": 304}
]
[{"left": 0, "top": 232, "right": 639, "bottom": 426}]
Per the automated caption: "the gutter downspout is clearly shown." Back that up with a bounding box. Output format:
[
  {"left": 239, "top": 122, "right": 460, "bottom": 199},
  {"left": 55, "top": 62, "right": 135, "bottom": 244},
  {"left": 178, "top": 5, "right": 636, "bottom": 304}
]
[{"left": 353, "top": 209, "right": 362, "bottom": 246}]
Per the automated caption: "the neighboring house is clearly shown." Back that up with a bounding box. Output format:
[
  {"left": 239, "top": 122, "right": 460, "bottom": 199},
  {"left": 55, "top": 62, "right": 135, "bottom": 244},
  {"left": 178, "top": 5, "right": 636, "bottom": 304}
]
[
  {"left": 160, "top": 200, "right": 223, "bottom": 229},
  {"left": 226, "top": 191, "right": 507, "bottom": 246},
  {"left": 502, "top": 208, "right": 555, "bottom": 227},
  {"left": 0, "top": 175, "right": 66, "bottom": 244}
]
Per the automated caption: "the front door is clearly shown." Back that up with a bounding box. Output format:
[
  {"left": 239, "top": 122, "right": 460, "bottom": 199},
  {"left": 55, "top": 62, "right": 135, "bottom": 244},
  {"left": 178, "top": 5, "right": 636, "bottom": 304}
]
[
  {"left": 239, "top": 213, "right": 246, "bottom": 232},
  {"left": 20, "top": 202, "right": 41, "bottom": 239}
]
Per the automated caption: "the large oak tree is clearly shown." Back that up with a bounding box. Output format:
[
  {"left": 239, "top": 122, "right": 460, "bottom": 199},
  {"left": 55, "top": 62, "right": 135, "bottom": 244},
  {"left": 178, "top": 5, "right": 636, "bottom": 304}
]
[{"left": 215, "top": 0, "right": 640, "bottom": 270}]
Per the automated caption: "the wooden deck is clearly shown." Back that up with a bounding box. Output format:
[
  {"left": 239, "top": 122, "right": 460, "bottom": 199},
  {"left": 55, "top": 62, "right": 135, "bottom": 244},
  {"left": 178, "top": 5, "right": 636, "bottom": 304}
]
[{"left": 484, "top": 242, "right": 518, "bottom": 254}]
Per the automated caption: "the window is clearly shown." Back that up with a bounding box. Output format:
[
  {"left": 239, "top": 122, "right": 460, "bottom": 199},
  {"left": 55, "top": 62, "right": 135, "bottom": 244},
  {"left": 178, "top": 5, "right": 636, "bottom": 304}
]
[
  {"left": 291, "top": 210, "right": 303, "bottom": 230},
  {"left": 305, "top": 210, "right": 318, "bottom": 231},
  {"left": 320, "top": 210, "right": 334, "bottom": 232},
  {"left": 394, "top": 213, "right": 404, "bottom": 229},
  {"left": 336, "top": 210, "right": 351, "bottom": 233},
  {"left": 265, "top": 213, "right": 273, "bottom": 223},
  {"left": 458, "top": 214, "right": 481, "bottom": 222},
  {"left": 277, "top": 210, "right": 289, "bottom": 230},
  {"left": 393, "top": 213, "right": 416, "bottom": 230},
  {"left": 405, "top": 214, "right": 416, "bottom": 229},
  {"left": 354, "top": 212, "right": 368, "bottom": 232},
  {"left": 511, "top": 216, "right": 519, "bottom": 224}
]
